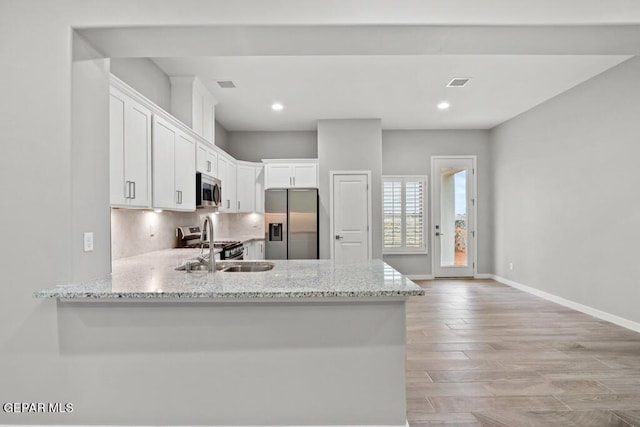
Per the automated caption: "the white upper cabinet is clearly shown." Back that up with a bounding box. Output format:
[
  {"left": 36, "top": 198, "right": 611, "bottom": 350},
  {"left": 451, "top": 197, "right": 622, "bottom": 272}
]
[
  {"left": 263, "top": 159, "right": 318, "bottom": 189},
  {"left": 109, "top": 87, "right": 152, "bottom": 208},
  {"left": 255, "top": 165, "right": 265, "bottom": 213},
  {"left": 237, "top": 163, "right": 256, "bottom": 213},
  {"left": 265, "top": 164, "right": 292, "bottom": 188},
  {"left": 218, "top": 155, "right": 237, "bottom": 213},
  {"left": 152, "top": 116, "right": 196, "bottom": 211},
  {"left": 174, "top": 131, "right": 196, "bottom": 211},
  {"left": 196, "top": 142, "right": 218, "bottom": 178},
  {"left": 292, "top": 163, "right": 318, "bottom": 188},
  {"left": 151, "top": 116, "right": 176, "bottom": 210},
  {"left": 170, "top": 76, "right": 217, "bottom": 144}
]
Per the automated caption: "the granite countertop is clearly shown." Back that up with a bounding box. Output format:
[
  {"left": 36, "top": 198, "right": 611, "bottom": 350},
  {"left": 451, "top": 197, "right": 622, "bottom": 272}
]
[{"left": 33, "top": 249, "right": 425, "bottom": 300}]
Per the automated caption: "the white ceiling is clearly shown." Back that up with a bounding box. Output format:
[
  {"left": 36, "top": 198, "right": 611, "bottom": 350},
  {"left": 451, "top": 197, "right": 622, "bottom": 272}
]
[
  {"left": 152, "top": 54, "right": 629, "bottom": 131},
  {"left": 80, "top": 21, "right": 638, "bottom": 132}
]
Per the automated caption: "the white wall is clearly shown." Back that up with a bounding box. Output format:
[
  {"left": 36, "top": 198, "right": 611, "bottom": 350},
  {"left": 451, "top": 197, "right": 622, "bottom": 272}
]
[
  {"left": 110, "top": 57, "right": 172, "bottom": 111},
  {"left": 491, "top": 56, "right": 640, "bottom": 324},
  {"left": 382, "top": 130, "right": 492, "bottom": 276},
  {"left": 318, "top": 119, "right": 382, "bottom": 259},
  {"left": 227, "top": 130, "right": 318, "bottom": 162}
]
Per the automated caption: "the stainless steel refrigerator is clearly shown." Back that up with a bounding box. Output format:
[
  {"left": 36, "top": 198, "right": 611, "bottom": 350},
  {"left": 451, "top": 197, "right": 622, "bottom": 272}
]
[{"left": 265, "top": 188, "right": 318, "bottom": 259}]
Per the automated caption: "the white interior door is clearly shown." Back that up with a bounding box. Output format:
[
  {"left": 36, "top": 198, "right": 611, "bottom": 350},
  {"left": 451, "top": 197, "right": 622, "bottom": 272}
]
[
  {"left": 432, "top": 157, "right": 476, "bottom": 277},
  {"left": 332, "top": 173, "right": 370, "bottom": 262}
]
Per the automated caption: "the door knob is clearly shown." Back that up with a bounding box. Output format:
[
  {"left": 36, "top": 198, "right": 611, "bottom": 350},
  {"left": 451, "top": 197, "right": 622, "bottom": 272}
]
[
  {"left": 335, "top": 235, "right": 343, "bottom": 240},
  {"left": 435, "top": 232, "right": 444, "bottom": 237}
]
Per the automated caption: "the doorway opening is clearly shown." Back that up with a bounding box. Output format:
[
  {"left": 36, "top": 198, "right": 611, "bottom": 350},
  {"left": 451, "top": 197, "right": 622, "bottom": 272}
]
[{"left": 432, "top": 156, "right": 476, "bottom": 278}]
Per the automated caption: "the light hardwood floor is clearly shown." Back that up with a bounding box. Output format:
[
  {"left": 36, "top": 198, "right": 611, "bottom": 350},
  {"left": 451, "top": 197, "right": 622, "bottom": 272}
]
[{"left": 406, "top": 279, "right": 640, "bottom": 427}]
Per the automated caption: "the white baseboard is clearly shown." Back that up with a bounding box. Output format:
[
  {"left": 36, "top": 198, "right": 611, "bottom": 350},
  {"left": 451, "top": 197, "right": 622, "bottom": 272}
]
[
  {"left": 1, "top": 423, "right": 409, "bottom": 427},
  {"left": 407, "top": 274, "right": 434, "bottom": 280},
  {"left": 492, "top": 275, "right": 640, "bottom": 334},
  {"left": 408, "top": 274, "right": 491, "bottom": 280}
]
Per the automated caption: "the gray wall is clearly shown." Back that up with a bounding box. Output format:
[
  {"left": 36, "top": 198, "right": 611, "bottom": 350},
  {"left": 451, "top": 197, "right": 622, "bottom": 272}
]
[
  {"left": 382, "top": 130, "right": 492, "bottom": 277},
  {"left": 491, "top": 56, "right": 640, "bottom": 324},
  {"left": 110, "top": 58, "right": 172, "bottom": 112},
  {"left": 215, "top": 120, "right": 231, "bottom": 153},
  {"left": 227, "top": 131, "right": 318, "bottom": 162},
  {"left": 318, "top": 119, "right": 382, "bottom": 259},
  {"left": 71, "top": 34, "right": 112, "bottom": 281}
]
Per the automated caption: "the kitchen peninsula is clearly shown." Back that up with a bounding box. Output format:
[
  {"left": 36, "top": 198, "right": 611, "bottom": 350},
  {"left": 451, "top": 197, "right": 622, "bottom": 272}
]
[{"left": 34, "top": 249, "right": 424, "bottom": 426}]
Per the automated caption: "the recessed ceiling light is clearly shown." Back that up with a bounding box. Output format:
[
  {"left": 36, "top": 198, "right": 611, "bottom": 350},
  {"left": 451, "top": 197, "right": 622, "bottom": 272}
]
[
  {"left": 437, "top": 101, "right": 450, "bottom": 110},
  {"left": 271, "top": 103, "right": 284, "bottom": 111}
]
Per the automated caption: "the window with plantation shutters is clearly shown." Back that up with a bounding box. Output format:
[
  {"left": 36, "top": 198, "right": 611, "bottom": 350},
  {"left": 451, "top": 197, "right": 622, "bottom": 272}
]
[{"left": 383, "top": 176, "right": 427, "bottom": 253}]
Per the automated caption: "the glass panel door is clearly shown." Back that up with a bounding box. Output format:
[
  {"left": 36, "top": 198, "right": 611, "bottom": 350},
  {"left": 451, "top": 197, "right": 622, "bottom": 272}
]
[{"left": 433, "top": 157, "right": 475, "bottom": 277}]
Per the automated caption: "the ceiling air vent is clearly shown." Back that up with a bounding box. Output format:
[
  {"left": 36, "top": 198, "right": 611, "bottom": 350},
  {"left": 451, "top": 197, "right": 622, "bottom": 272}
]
[
  {"left": 446, "top": 78, "right": 471, "bottom": 88},
  {"left": 217, "top": 80, "right": 236, "bottom": 89}
]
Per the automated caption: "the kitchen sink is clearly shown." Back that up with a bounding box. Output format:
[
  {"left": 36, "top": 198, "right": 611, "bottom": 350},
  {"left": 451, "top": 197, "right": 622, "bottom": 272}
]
[
  {"left": 176, "top": 260, "right": 274, "bottom": 272},
  {"left": 217, "top": 262, "right": 275, "bottom": 272}
]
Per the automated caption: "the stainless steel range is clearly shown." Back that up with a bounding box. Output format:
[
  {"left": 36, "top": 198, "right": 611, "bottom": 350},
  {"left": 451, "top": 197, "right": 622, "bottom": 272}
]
[
  {"left": 176, "top": 226, "right": 243, "bottom": 260},
  {"left": 213, "top": 240, "right": 244, "bottom": 260}
]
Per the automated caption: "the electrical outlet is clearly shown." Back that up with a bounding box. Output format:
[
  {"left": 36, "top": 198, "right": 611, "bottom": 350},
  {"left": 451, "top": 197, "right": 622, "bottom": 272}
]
[
  {"left": 509, "top": 262, "right": 513, "bottom": 271},
  {"left": 83, "top": 232, "right": 94, "bottom": 252}
]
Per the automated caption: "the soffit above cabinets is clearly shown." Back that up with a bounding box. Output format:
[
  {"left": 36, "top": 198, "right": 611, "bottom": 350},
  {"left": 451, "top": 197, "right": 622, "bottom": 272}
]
[{"left": 80, "top": 24, "right": 637, "bottom": 131}]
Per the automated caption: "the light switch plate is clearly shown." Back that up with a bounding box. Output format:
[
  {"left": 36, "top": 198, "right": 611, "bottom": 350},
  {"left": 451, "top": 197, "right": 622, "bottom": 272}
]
[{"left": 84, "top": 232, "right": 94, "bottom": 252}]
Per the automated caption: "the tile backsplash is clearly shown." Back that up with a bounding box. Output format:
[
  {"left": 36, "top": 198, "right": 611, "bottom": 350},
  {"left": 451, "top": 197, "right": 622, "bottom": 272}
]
[{"left": 111, "top": 208, "right": 264, "bottom": 260}]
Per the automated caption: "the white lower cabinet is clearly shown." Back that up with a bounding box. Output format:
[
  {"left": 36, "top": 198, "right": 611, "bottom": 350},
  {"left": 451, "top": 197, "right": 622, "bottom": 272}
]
[
  {"left": 254, "top": 240, "right": 265, "bottom": 260},
  {"left": 152, "top": 116, "right": 195, "bottom": 211},
  {"left": 244, "top": 240, "right": 265, "bottom": 260}
]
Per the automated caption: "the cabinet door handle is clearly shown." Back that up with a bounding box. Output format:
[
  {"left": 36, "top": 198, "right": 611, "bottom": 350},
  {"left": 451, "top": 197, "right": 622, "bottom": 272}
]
[
  {"left": 131, "top": 181, "right": 136, "bottom": 200},
  {"left": 177, "top": 190, "right": 182, "bottom": 204},
  {"left": 207, "top": 161, "right": 211, "bottom": 172},
  {"left": 293, "top": 176, "right": 296, "bottom": 187},
  {"left": 125, "top": 181, "right": 131, "bottom": 199},
  {"left": 227, "top": 199, "right": 230, "bottom": 209},
  {"left": 238, "top": 201, "right": 240, "bottom": 210}
]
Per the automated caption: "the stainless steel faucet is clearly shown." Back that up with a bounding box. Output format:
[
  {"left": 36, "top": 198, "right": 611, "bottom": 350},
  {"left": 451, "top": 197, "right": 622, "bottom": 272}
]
[{"left": 199, "top": 215, "right": 216, "bottom": 272}]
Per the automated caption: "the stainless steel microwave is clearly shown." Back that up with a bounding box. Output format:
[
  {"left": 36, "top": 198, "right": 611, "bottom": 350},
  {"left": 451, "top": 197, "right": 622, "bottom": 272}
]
[{"left": 196, "top": 172, "right": 222, "bottom": 208}]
